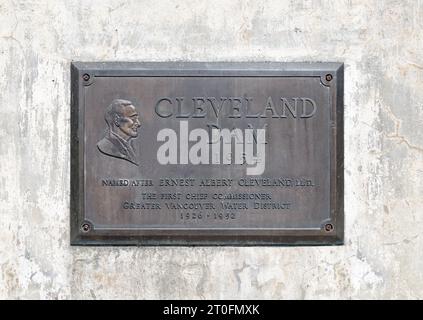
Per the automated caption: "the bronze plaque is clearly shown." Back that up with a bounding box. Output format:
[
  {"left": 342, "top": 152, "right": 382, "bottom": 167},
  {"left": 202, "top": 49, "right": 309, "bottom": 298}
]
[{"left": 70, "top": 62, "right": 343, "bottom": 245}]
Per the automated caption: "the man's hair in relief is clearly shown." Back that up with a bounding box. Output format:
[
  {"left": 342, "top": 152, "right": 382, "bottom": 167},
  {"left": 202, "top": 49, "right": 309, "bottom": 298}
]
[{"left": 104, "top": 99, "right": 133, "bottom": 128}]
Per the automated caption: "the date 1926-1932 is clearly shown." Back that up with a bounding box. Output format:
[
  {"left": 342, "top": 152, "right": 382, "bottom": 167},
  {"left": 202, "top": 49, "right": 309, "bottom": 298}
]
[{"left": 180, "top": 212, "right": 237, "bottom": 220}]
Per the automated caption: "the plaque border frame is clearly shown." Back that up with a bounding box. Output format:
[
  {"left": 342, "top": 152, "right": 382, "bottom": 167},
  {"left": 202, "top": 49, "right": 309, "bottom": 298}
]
[{"left": 70, "top": 62, "right": 344, "bottom": 246}]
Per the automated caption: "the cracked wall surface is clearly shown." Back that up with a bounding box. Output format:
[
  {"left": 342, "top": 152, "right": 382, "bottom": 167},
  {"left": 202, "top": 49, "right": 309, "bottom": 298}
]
[{"left": 0, "top": 0, "right": 422, "bottom": 299}]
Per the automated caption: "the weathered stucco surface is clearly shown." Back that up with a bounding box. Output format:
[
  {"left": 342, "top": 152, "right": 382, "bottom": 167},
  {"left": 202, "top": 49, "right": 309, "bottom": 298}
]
[{"left": 1, "top": 0, "right": 423, "bottom": 299}]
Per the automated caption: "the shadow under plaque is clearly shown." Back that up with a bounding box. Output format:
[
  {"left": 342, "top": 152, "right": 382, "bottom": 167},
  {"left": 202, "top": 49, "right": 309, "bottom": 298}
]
[{"left": 70, "top": 62, "right": 344, "bottom": 246}]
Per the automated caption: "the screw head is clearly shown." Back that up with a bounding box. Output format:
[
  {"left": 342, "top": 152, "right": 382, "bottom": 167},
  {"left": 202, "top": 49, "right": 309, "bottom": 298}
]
[
  {"left": 324, "top": 223, "right": 334, "bottom": 232},
  {"left": 82, "top": 73, "right": 90, "bottom": 81},
  {"left": 81, "top": 223, "right": 91, "bottom": 233},
  {"left": 325, "top": 74, "right": 333, "bottom": 82}
]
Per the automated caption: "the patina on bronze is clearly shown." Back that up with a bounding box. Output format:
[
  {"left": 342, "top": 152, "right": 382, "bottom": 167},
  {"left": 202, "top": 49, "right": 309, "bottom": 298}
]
[{"left": 70, "top": 62, "right": 344, "bottom": 245}]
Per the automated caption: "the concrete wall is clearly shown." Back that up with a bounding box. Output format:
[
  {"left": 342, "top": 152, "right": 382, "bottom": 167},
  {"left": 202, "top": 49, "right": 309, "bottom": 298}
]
[{"left": 1, "top": 0, "right": 422, "bottom": 299}]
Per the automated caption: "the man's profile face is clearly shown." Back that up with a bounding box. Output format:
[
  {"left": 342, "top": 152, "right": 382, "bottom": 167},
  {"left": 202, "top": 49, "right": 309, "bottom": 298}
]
[{"left": 118, "top": 104, "right": 141, "bottom": 138}]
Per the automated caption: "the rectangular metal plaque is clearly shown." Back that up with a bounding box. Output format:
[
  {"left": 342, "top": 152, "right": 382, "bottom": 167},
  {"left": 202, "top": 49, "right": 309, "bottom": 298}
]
[{"left": 71, "top": 62, "right": 343, "bottom": 245}]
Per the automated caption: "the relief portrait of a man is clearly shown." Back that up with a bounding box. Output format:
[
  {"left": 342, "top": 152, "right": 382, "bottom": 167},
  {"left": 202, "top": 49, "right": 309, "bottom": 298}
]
[{"left": 97, "top": 99, "right": 141, "bottom": 166}]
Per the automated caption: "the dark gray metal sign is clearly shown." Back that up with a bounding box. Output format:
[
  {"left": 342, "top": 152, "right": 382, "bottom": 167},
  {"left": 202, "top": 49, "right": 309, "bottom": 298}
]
[{"left": 71, "top": 62, "right": 343, "bottom": 245}]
